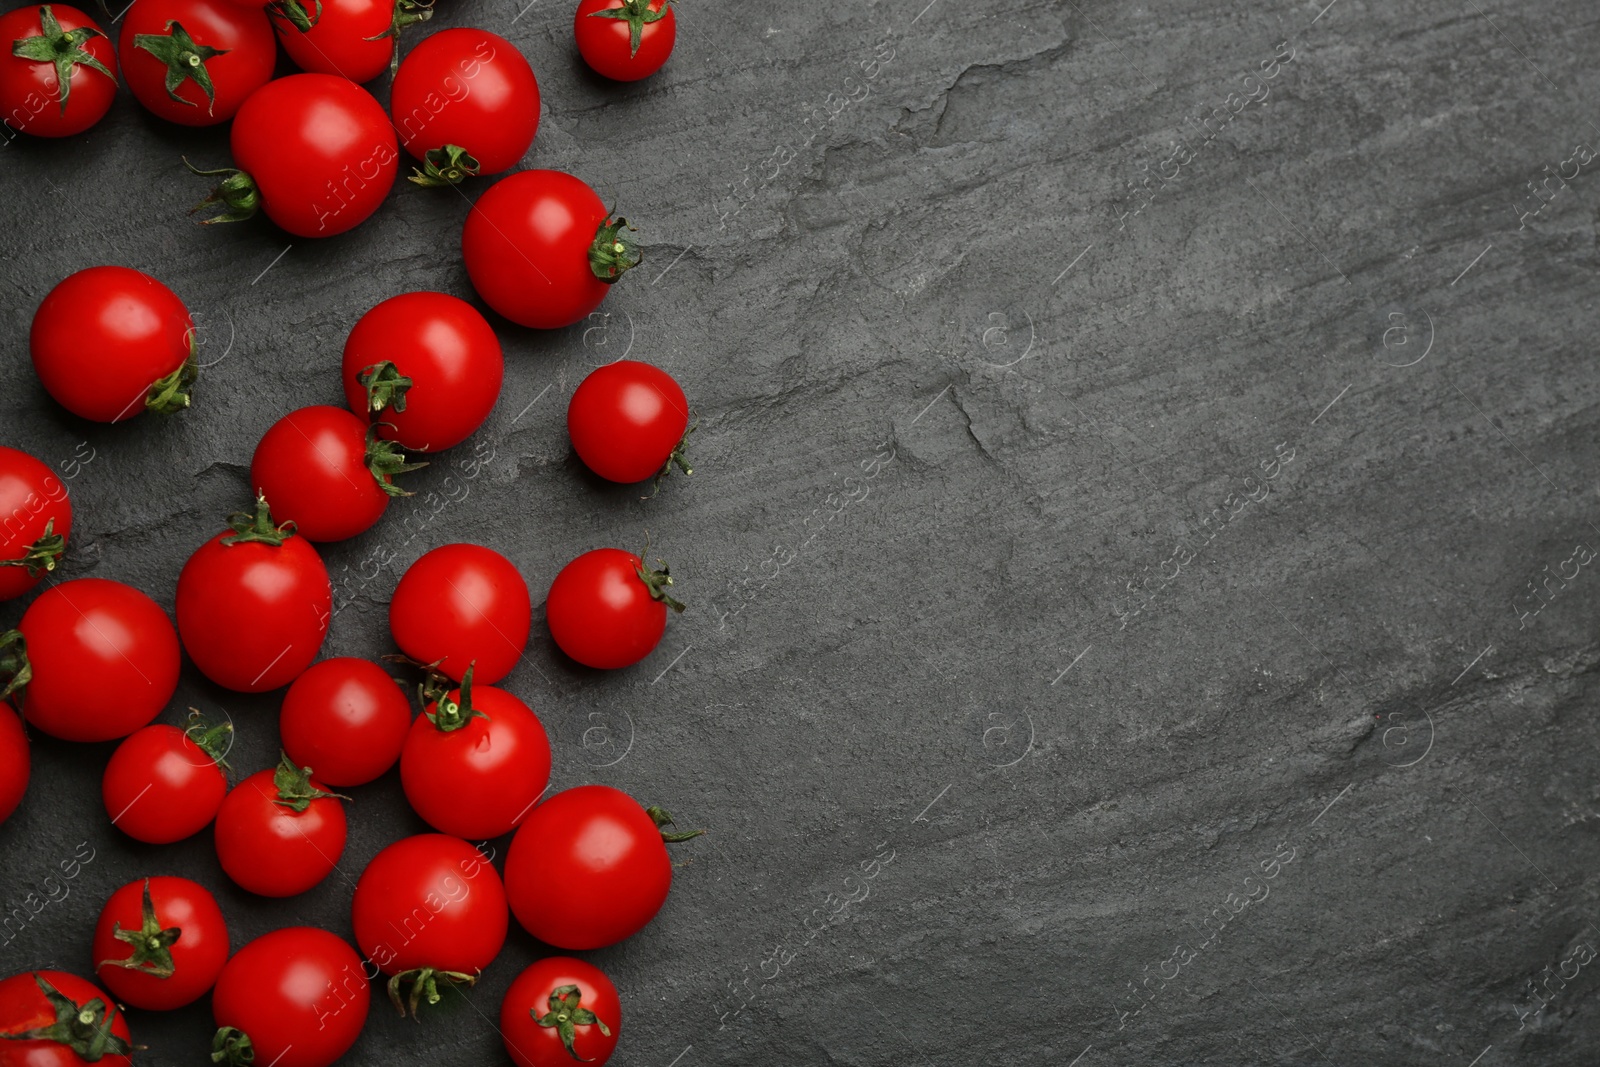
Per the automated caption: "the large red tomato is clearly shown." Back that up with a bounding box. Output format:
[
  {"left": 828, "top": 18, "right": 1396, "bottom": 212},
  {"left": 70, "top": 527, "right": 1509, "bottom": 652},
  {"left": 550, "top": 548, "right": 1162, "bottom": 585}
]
[
  {"left": 119, "top": 0, "right": 275, "bottom": 125},
  {"left": 92, "top": 877, "right": 229, "bottom": 1011},
  {"left": 3, "top": 578, "right": 181, "bottom": 743},
  {"left": 0, "top": 711, "right": 27, "bottom": 827},
  {"left": 0, "top": 5, "right": 117, "bottom": 138},
  {"left": 391, "top": 28, "right": 538, "bottom": 183},
  {"left": 272, "top": 0, "right": 427, "bottom": 83},
  {"left": 0, "top": 971, "right": 133, "bottom": 1067},
  {"left": 501, "top": 957, "right": 620, "bottom": 1067},
  {"left": 214, "top": 754, "right": 347, "bottom": 897},
  {"left": 211, "top": 928, "right": 367, "bottom": 1067},
  {"left": 503, "top": 784, "right": 700, "bottom": 949},
  {"left": 389, "top": 543, "right": 530, "bottom": 684},
  {"left": 102, "top": 718, "right": 230, "bottom": 843},
  {"left": 190, "top": 73, "right": 398, "bottom": 238},
  {"left": 567, "top": 360, "right": 692, "bottom": 484},
  {"left": 545, "top": 547, "right": 682, "bottom": 669},
  {"left": 176, "top": 496, "right": 331, "bottom": 692},
  {"left": 342, "top": 292, "right": 504, "bottom": 452},
  {"left": 574, "top": 0, "right": 674, "bottom": 82},
  {"left": 0, "top": 446, "right": 71, "bottom": 601},
  {"left": 279, "top": 658, "right": 410, "bottom": 786},
  {"left": 30, "top": 266, "right": 195, "bottom": 423},
  {"left": 461, "top": 170, "right": 640, "bottom": 330},
  {"left": 352, "top": 834, "right": 508, "bottom": 1015}
]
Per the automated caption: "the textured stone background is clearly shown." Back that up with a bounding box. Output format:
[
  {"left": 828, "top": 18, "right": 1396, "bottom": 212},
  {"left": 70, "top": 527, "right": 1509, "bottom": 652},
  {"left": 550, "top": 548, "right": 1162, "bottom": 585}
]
[{"left": 4, "top": 0, "right": 1600, "bottom": 1063}]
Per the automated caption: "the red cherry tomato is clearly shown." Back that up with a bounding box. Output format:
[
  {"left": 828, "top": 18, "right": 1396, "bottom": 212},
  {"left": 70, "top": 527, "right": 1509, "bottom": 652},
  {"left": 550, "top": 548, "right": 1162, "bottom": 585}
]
[
  {"left": 0, "top": 445, "right": 71, "bottom": 601},
  {"left": 175, "top": 496, "right": 331, "bottom": 692},
  {"left": 545, "top": 548, "right": 682, "bottom": 669},
  {"left": 504, "top": 785, "right": 699, "bottom": 949},
  {"left": 214, "top": 754, "right": 347, "bottom": 897},
  {"left": 2, "top": 578, "right": 181, "bottom": 743},
  {"left": 389, "top": 543, "right": 530, "bottom": 684},
  {"left": 251, "top": 405, "right": 423, "bottom": 542},
  {"left": 352, "top": 834, "right": 508, "bottom": 1015},
  {"left": 567, "top": 360, "right": 691, "bottom": 484},
  {"left": 501, "top": 957, "right": 620, "bottom": 1067},
  {"left": 30, "top": 266, "right": 195, "bottom": 423},
  {"left": 0, "top": 711, "right": 28, "bottom": 827},
  {"left": 118, "top": 0, "right": 274, "bottom": 125},
  {"left": 574, "top": 0, "right": 674, "bottom": 82},
  {"left": 342, "top": 292, "right": 504, "bottom": 452},
  {"left": 102, "top": 718, "right": 230, "bottom": 843},
  {"left": 193, "top": 73, "right": 398, "bottom": 238},
  {"left": 461, "top": 170, "right": 640, "bottom": 330},
  {"left": 391, "top": 28, "right": 538, "bottom": 182},
  {"left": 211, "top": 927, "right": 368, "bottom": 1067},
  {"left": 0, "top": 971, "right": 133, "bottom": 1067},
  {"left": 92, "top": 877, "right": 229, "bottom": 1011},
  {"left": 270, "top": 0, "right": 425, "bottom": 84},
  {"left": 0, "top": 5, "right": 117, "bottom": 138},
  {"left": 279, "top": 658, "right": 410, "bottom": 786},
  {"left": 400, "top": 668, "right": 549, "bottom": 840}
]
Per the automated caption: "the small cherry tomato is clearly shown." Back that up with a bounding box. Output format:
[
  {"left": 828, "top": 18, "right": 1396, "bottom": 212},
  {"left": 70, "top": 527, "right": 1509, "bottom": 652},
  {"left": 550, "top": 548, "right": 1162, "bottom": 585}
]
[
  {"left": 214, "top": 753, "right": 347, "bottom": 897},
  {"left": 567, "top": 360, "right": 692, "bottom": 485},
  {"left": 389, "top": 543, "right": 530, "bottom": 684},
  {"left": 92, "top": 877, "right": 229, "bottom": 1011},
  {"left": 176, "top": 496, "right": 332, "bottom": 693},
  {"left": 30, "top": 266, "right": 195, "bottom": 423},
  {"left": 0, "top": 971, "right": 133, "bottom": 1067},
  {"left": 102, "top": 716, "right": 231, "bottom": 843},
  {"left": 0, "top": 445, "right": 71, "bottom": 601},
  {"left": 279, "top": 658, "right": 411, "bottom": 786},
  {"left": 2, "top": 578, "right": 181, "bottom": 743},
  {"left": 211, "top": 927, "right": 368, "bottom": 1067},
  {"left": 342, "top": 292, "right": 504, "bottom": 452},
  {"left": 0, "top": 5, "right": 117, "bottom": 138},
  {"left": 574, "top": 0, "right": 674, "bottom": 82},
  {"left": 391, "top": 28, "right": 538, "bottom": 184},
  {"left": 270, "top": 0, "right": 427, "bottom": 84},
  {"left": 545, "top": 547, "right": 682, "bottom": 669},
  {"left": 119, "top": 0, "right": 275, "bottom": 125},
  {"left": 501, "top": 957, "right": 620, "bottom": 1067},
  {"left": 461, "top": 169, "right": 640, "bottom": 330},
  {"left": 0, "top": 711, "right": 27, "bottom": 827}
]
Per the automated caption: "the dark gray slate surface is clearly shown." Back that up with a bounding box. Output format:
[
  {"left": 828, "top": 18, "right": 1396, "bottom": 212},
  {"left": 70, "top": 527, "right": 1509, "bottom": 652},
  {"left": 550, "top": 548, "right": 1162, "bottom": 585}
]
[{"left": 4, "top": 0, "right": 1600, "bottom": 1063}]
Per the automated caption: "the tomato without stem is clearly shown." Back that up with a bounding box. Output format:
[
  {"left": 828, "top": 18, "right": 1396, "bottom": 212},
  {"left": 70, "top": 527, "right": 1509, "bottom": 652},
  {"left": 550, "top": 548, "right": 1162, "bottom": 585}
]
[
  {"left": 279, "top": 658, "right": 410, "bottom": 786},
  {"left": 211, "top": 928, "right": 368, "bottom": 1067},
  {"left": 391, "top": 28, "right": 538, "bottom": 184},
  {"left": 103, "top": 717, "right": 230, "bottom": 843},
  {"left": 546, "top": 547, "right": 682, "bottom": 669},
  {"left": 461, "top": 170, "right": 640, "bottom": 330},
  {"left": 390, "top": 543, "right": 530, "bottom": 684},
  {"left": 0, "top": 5, "right": 117, "bottom": 138},
  {"left": 0, "top": 971, "right": 133, "bottom": 1067},
  {"left": 92, "top": 877, "right": 229, "bottom": 1011},
  {"left": 0, "top": 445, "right": 71, "bottom": 602},
  {"left": 119, "top": 0, "right": 274, "bottom": 125},
  {"left": 0, "top": 711, "right": 27, "bottom": 827},
  {"left": 574, "top": 0, "right": 674, "bottom": 82},
  {"left": 568, "top": 360, "right": 692, "bottom": 485},
  {"left": 214, "top": 753, "right": 347, "bottom": 897},
  {"left": 342, "top": 292, "right": 504, "bottom": 452},
  {"left": 501, "top": 957, "right": 620, "bottom": 1067}
]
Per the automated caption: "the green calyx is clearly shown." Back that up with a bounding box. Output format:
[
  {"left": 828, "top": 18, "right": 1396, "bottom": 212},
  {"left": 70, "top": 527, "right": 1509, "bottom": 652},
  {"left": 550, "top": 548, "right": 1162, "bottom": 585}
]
[
  {"left": 534, "top": 984, "right": 613, "bottom": 1061},
  {"left": 0, "top": 518, "right": 65, "bottom": 578},
  {"left": 588, "top": 212, "right": 641, "bottom": 283},
  {"left": 386, "top": 966, "right": 477, "bottom": 1017},
  {"left": 210, "top": 1026, "right": 253, "bottom": 1067},
  {"left": 133, "top": 20, "right": 227, "bottom": 112},
  {"left": 264, "top": 0, "right": 319, "bottom": 33},
  {"left": 0, "top": 974, "right": 135, "bottom": 1063},
  {"left": 585, "top": 0, "right": 671, "bottom": 58},
  {"left": 358, "top": 362, "right": 413, "bottom": 414},
  {"left": 365, "top": 424, "right": 428, "bottom": 499},
  {"left": 99, "top": 879, "right": 181, "bottom": 979},
  {"left": 0, "top": 630, "right": 31, "bottom": 704},
  {"left": 12, "top": 6, "right": 116, "bottom": 116},
  {"left": 363, "top": 0, "right": 433, "bottom": 73},
  {"left": 427, "top": 664, "right": 488, "bottom": 733},
  {"left": 221, "top": 494, "right": 295, "bottom": 547},
  {"left": 645, "top": 805, "right": 704, "bottom": 843},
  {"left": 272, "top": 751, "right": 348, "bottom": 813},
  {"left": 183, "top": 708, "right": 233, "bottom": 772},
  {"left": 408, "top": 144, "right": 480, "bottom": 188},
  {"left": 648, "top": 420, "right": 696, "bottom": 498},
  {"left": 183, "top": 157, "right": 261, "bottom": 226},
  {"left": 633, "top": 539, "right": 685, "bottom": 613},
  {"left": 146, "top": 354, "right": 197, "bottom": 415}
]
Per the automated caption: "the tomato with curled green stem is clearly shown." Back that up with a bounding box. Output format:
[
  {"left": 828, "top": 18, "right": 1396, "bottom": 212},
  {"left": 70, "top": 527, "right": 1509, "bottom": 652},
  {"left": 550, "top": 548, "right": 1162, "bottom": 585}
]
[
  {"left": 0, "top": 5, "right": 117, "bottom": 138},
  {"left": 0, "top": 971, "right": 134, "bottom": 1067},
  {"left": 0, "top": 445, "right": 71, "bottom": 602},
  {"left": 119, "top": 0, "right": 275, "bottom": 125},
  {"left": 501, "top": 957, "right": 620, "bottom": 1067},
  {"left": 214, "top": 753, "right": 348, "bottom": 898},
  {"left": 92, "top": 877, "right": 229, "bottom": 1011},
  {"left": 102, "top": 716, "right": 231, "bottom": 843},
  {"left": 574, "top": 0, "right": 674, "bottom": 82},
  {"left": 545, "top": 547, "right": 682, "bottom": 669},
  {"left": 210, "top": 927, "right": 368, "bottom": 1067},
  {"left": 567, "top": 360, "right": 692, "bottom": 486}
]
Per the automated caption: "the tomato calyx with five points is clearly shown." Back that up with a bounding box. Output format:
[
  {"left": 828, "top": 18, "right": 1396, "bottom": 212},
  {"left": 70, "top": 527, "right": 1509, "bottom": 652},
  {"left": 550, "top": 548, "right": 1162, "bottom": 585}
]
[
  {"left": 425, "top": 663, "right": 487, "bottom": 733},
  {"left": 535, "top": 985, "right": 612, "bottom": 1061},
  {"left": 272, "top": 751, "right": 348, "bottom": 813},
  {"left": 146, "top": 352, "right": 198, "bottom": 415},
  {"left": 133, "top": 20, "right": 226, "bottom": 112},
  {"left": 12, "top": 5, "right": 115, "bottom": 114},
  {"left": 0, "top": 518, "right": 64, "bottom": 580},
  {"left": 358, "top": 361, "right": 412, "bottom": 413},
  {"left": 585, "top": 0, "right": 670, "bottom": 58},
  {"left": 634, "top": 541, "right": 685, "bottom": 613},
  {"left": 183, "top": 157, "right": 262, "bottom": 226},
  {"left": 0, "top": 974, "right": 136, "bottom": 1062},
  {"left": 210, "top": 1025, "right": 252, "bottom": 1067},
  {"left": 98, "top": 880, "right": 181, "bottom": 980},
  {"left": 388, "top": 965, "right": 479, "bottom": 1019},
  {"left": 409, "top": 144, "right": 481, "bottom": 188},
  {"left": 365, "top": 423, "right": 428, "bottom": 497},
  {"left": 588, "top": 213, "right": 641, "bottom": 283},
  {"left": 222, "top": 493, "right": 295, "bottom": 547}
]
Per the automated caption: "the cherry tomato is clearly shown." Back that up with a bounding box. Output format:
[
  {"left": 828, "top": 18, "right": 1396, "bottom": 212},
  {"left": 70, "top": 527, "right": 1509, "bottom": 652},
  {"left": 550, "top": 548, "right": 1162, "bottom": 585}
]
[
  {"left": 0, "top": 5, "right": 117, "bottom": 138},
  {"left": 503, "top": 785, "right": 699, "bottom": 949},
  {"left": 251, "top": 405, "right": 423, "bottom": 542},
  {"left": 211, "top": 927, "right": 368, "bottom": 1067},
  {"left": 102, "top": 716, "right": 230, "bottom": 843},
  {"left": 0, "top": 711, "right": 28, "bottom": 827},
  {"left": 461, "top": 170, "right": 640, "bottom": 330},
  {"left": 0, "top": 971, "right": 133, "bottom": 1067},
  {"left": 0, "top": 445, "right": 71, "bottom": 601},
  {"left": 391, "top": 28, "right": 538, "bottom": 184},
  {"left": 279, "top": 658, "right": 410, "bottom": 786},
  {"left": 175, "top": 496, "right": 331, "bottom": 692},
  {"left": 545, "top": 547, "right": 682, "bottom": 669},
  {"left": 501, "top": 957, "right": 620, "bottom": 1067},
  {"left": 92, "top": 877, "right": 229, "bottom": 1011},
  {"left": 574, "top": 0, "right": 674, "bottom": 82},
  {"left": 352, "top": 834, "right": 508, "bottom": 1015},
  {"left": 342, "top": 292, "right": 504, "bottom": 452},
  {"left": 271, "top": 0, "right": 426, "bottom": 84},
  {"left": 567, "top": 360, "right": 692, "bottom": 484},
  {"left": 31, "top": 266, "right": 195, "bottom": 423},
  {"left": 191, "top": 73, "right": 398, "bottom": 238},
  {"left": 400, "top": 667, "right": 549, "bottom": 840},
  {"left": 119, "top": 0, "right": 274, "bottom": 125},
  {"left": 1, "top": 578, "right": 181, "bottom": 743},
  {"left": 390, "top": 543, "right": 530, "bottom": 684},
  {"left": 214, "top": 753, "right": 347, "bottom": 897}
]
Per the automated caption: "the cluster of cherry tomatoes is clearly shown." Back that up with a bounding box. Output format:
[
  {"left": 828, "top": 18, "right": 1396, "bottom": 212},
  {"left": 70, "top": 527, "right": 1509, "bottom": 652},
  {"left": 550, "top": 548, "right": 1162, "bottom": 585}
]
[{"left": 0, "top": 0, "right": 705, "bottom": 1065}]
